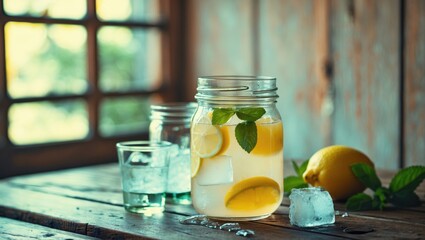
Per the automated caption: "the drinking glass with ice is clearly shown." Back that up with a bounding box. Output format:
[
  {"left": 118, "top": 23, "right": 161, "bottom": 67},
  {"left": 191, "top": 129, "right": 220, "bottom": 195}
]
[{"left": 116, "top": 141, "right": 172, "bottom": 214}]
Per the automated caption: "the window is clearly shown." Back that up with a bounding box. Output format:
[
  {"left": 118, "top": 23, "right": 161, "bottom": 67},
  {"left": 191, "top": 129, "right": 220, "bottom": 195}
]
[{"left": 0, "top": 0, "right": 184, "bottom": 177}]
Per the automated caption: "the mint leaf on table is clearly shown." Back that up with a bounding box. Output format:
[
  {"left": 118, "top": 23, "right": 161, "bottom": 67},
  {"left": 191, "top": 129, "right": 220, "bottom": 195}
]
[
  {"left": 347, "top": 164, "right": 425, "bottom": 211},
  {"left": 374, "top": 187, "right": 390, "bottom": 203},
  {"left": 351, "top": 163, "right": 382, "bottom": 191},
  {"left": 390, "top": 191, "right": 421, "bottom": 207},
  {"left": 292, "top": 161, "right": 302, "bottom": 177},
  {"left": 389, "top": 166, "right": 425, "bottom": 193},
  {"left": 236, "top": 108, "right": 266, "bottom": 121},
  {"left": 235, "top": 121, "right": 257, "bottom": 153},
  {"left": 291, "top": 159, "right": 309, "bottom": 178},
  {"left": 284, "top": 176, "right": 308, "bottom": 194},
  {"left": 374, "top": 187, "right": 391, "bottom": 210},
  {"left": 284, "top": 159, "right": 310, "bottom": 196},
  {"left": 388, "top": 166, "right": 425, "bottom": 207},
  {"left": 346, "top": 193, "right": 375, "bottom": 211},
  {"left": 212, "top": 108, "right": 235, "bottom": 125},
  {"left": 297, "top": 159, "right": 309, "bottom": 177}
]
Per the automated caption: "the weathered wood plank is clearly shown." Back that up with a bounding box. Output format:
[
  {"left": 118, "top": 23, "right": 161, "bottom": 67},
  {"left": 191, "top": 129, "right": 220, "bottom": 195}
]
[
  {"left": 173, "top": 203, "right": 425, "bottom": 240},
  {"left": 0, "top": 217, "right": 97, "bottom": 240},
  {"left": 186, "top": 0, "right": 255, "bottom": 95},
  {"left": 7, "top": 163, "right": 425, "bottom": 237},
  {"left": 330, "top": 0, "right": 401, "bottom": 170},
  {"left": 404, "top": 0, "right": 425, "bottom": 167},
  {"left": 0, "top": 184, "right": 339, "bottom": 240},
  {"left": 263, "top": 211, "right": 425, "bottom": 240},
  {"left": 7, "top": 164, "right": 124, "bottom": 205},
  {"left": 259, "top": 0, "right": 332, "bottom": 160}
]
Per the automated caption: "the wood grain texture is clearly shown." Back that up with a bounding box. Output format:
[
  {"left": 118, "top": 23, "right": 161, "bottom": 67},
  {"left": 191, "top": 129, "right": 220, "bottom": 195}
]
[
  {"left": 13, "top": 163, "right": 423, "bottom": 221},
  {"left": 262, "top": 212, "right": 425, "bottom": 239},
  {"left": 2, "top": 163, "right": 425, "bottom": 239},
  {"left": 404, "top": 0, "right": 425, "bottom": 167},
  {"left": 185, "top": 0, "right": 256, "bottom": 99},
  {"left": 0, "top": 217, "right": 97, "bottom": 240},
  {"left": 258, "top": 0, "right": 332, "bottom": 160},
  {"left": 330, "top": 0, "right": 400, "bottom": 170},
  {"left": 0, "top": 186, "right": 337, "bottom": 240}
]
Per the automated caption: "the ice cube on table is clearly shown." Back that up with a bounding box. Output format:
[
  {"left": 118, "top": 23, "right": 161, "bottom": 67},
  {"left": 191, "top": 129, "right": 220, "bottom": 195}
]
[
  {"left": 289, "top": 187, "right": 335, "bottom": 227},
  {"left": 196, "top": 155, "right": 233, "bottom": 186}
]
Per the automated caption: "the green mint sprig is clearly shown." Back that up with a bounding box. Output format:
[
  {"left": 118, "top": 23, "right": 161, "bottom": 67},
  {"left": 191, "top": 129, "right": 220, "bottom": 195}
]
[
  {"left": 212, "top": 107, "right": 265, "bottom": 153},
  {"left": 346, "top": 164, "right": 425, "bottom": 211},
  {"left": 283, "top": 159, "right": 309, "bottom": 196}
]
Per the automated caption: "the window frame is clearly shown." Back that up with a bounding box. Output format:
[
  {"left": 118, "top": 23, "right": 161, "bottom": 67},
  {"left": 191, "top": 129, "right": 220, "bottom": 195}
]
[{"left": 0, "top": 0, "right": 186, "bottom": 178}]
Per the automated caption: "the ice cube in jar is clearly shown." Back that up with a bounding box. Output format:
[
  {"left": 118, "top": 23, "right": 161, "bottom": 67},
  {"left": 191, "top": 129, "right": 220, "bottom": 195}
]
[{"left": 289, "top": 187, "right": 335, "bottom": 227}]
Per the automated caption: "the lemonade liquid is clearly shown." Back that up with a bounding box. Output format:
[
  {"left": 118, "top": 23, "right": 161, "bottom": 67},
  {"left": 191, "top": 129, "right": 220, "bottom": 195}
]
[{"left": 191, "top": 113, "right": 283, "bottom": 220}]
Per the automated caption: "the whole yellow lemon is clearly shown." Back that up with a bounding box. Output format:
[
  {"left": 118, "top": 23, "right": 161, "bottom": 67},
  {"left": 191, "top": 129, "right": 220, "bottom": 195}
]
[{"left": 303, "top": 145, "right": 374, "bottom": 201}]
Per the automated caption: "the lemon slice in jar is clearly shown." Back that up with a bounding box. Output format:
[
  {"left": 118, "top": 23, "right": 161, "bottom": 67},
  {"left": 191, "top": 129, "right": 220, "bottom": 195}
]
[
  {"left": 251, "top": 117, "right": 283, "bottom": 156},
  {"left": 225, "top": 177, "right": 281, "bottom": 211},
  {"left": 191, "top": 121, "right": 223, "bottom": 158},
  {"left": 191, "top": 154, "right": 201, "bottom": 178}
]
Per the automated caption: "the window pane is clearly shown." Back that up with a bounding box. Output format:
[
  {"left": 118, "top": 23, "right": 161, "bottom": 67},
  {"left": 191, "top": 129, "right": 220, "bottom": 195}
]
[
  {"left": 96, "top": 0, "right": 160, "bottom": 22},
  {"left": 3, "top": 0, "right": 87, "bottom": 19},
  {"left": 5, "top": 22, "right": 88, "bottom": 98},
  {"left": 98, "top": 27, "right": 161, "bottom": 92},
  {"left": 99, "top": 96, "right": 152, "bottom": 137},
  {"left": 9, "top": 100, "right": 89, "bottom": 145}
]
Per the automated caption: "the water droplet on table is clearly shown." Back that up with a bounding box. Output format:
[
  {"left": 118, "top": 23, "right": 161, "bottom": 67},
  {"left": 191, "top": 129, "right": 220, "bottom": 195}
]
[
  {"left": 205, "top": 221, "right": 221, "bottom": 229},
  {"left": 236, "top": 229, "right": 255, "bottom": 237},
  {"left": 179, "top": 215, "right": 209, "bottom": 225},
  {"left": 180, "top": 215, "right": 256, "bottom": 238},
  {"left": 220, "top": 223, "right": 241, "bottom": 232}
]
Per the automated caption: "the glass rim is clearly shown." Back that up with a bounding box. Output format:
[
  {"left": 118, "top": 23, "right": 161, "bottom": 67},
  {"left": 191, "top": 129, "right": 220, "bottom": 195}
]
[
  {"left": 196, "top": 75, "right": 278, "bottom": 103},
  {"left": 151, "top": 102, "right": 197, "bottom": 111},
  {"left": 198, "top": 75, "right": 276, "bottom": 81},
  {"left": 116, "top": 140, "right": 172, "bottom": 151},
  {"left": 150, "top": 102, "right": 197, "bottom": 120}
]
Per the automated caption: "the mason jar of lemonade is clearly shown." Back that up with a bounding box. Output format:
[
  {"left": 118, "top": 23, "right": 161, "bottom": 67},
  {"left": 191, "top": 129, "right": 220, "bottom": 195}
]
[{"left": 190, "top": 76, "right": 284, "bottom": 221}]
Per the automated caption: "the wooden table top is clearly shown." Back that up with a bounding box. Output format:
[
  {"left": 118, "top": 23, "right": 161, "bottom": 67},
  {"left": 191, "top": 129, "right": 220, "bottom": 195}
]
[{"left": 0, "top": 163, "right": 424, "bottom": 239}]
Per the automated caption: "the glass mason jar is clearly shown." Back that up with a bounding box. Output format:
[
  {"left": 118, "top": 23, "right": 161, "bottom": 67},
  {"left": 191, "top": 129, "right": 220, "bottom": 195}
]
[
  {"left": 191, "top": 76, "right": 284, "bottom": 221},
  {"left": 150, "top": 102, "right": 197, "bottom": 205}
]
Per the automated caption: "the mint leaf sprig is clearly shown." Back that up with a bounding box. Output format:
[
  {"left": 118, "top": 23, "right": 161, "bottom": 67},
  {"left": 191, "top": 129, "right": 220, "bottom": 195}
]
[
  {"left": 283, "top": 159, "right": 309, "bottom": 196},
  {"left": 346, "top": 164, "right": 425, "bottom": 211},
  {"left": 212, "top": 107, "right": 265, "bottom": 153}
]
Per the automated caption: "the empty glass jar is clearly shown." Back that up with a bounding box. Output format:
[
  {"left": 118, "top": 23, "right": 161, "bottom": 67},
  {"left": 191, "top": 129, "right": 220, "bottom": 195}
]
[{"left": 149, "top": 102, "right": 197, "bottom": 204}]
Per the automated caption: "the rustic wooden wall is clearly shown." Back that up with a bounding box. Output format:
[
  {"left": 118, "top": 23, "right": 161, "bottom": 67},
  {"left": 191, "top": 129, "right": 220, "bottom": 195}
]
[
  {"left": 258, "top": 0, "right": 332, "bottom": 162},
  {"left": 330, "top": 0, "right": 401, "bottom": 169},
  {"left": 186, "top": 0, "right": 256, "bottom": 93},
  {"left": 185, "top": 0, "right": 425, "bottom": 170},
  {"left": 404, "top": 0, "right": 425, "bottom": 167}
]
